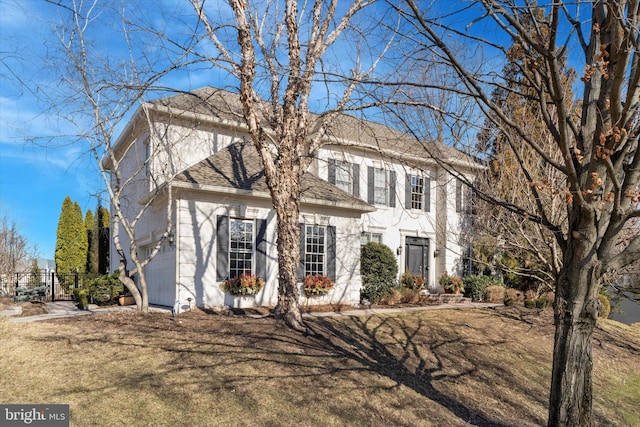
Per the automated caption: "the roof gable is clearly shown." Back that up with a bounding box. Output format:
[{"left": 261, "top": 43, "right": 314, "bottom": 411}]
[{"left": 174, "top": 142, "right": 374, "bottom": 212}]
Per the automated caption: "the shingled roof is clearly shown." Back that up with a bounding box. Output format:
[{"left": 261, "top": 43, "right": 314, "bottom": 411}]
[
  {"left": 174, "top": 142, "right": 374, "bottom": 212},
  {"left": 150, "top": 87, "right": 479, "bottom": 168}
]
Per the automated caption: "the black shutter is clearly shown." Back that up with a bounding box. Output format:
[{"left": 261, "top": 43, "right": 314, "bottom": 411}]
[
  {"left": 389, "top": 170, "right": 396, "bottom": 207},
  {"left": 298, "top": 223, "right": 305, "bottom": 282},
  {"left": 327, "top": 225, "right": 336, "bottom": 280},
  {"left": 424, "top": 177, "right": 431, "bottom": 212},
  {"left": 352, "top": 163, "right": 360, "bottom": 198},
  {"left": 456, "top": 180, "right": 462, "bottom": 213},
  {"left": 367, "top": 166, "right": 375, "bottom": 204},
  {"left": 405, "top": 173, "right": 412, "bottom": 209},
  {"left": 328, "top": 159, "right": 336, "bottom": 185},
  {"left": 255, "top": 219, "right": 267, "bottom": 281},
  {"left": 216, "top": 216, "right": 229, "bottom": 281}
]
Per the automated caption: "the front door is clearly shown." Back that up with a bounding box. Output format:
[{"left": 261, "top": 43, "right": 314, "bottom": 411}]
[{"left": 405, "top": 237, "right": 430, "bottom": 281}]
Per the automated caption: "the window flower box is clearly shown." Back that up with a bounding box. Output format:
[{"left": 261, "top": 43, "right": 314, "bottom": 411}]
[
  {"left": 220, "top": 273, "right": 264, "bottom": 296},
  {"left": 303, "top": 275, "right": 334, "bottom": 297}
]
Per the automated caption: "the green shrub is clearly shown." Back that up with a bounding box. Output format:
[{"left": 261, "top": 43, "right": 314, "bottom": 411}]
[
  {"left": 439, "top": 273, "right": 465, "bottom": 294},
  {"left": 535, "top": 297, "right": 550, "bottom": 309},
  {"left": 504, "top": 296, "right": 515, "bottom": 306},
  {"left": 360, "top": 242, "right": 398, "bottom": 304},
  {"left": 73, "top": 288, "right": 89, "bottom": 309},
  {"left": 400, "top": 271, "right": 424, "bottom": 290},
  {"left": 463, "top": 275, "right": 504, "bottom": 301},
  {"left": 524, "top": 299, "right": 536, "bottom": 309},
  {"left": 86, "top": 273, "right": 123, "bottom": 305},
  {"left": 505, "top": 288, "right": 524, "bottom": 304},
  {"left": 598, "top": 294, "right": 611, "bottom": 319}
]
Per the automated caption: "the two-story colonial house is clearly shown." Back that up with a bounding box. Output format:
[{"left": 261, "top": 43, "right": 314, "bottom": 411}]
[{"left": 107, "top": 87, "right": 480, "bottom": 311}]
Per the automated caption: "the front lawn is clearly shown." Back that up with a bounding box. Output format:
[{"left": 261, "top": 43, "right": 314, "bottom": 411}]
[{"left": 1, "top": 307, "right": 638, "bottom": 426}]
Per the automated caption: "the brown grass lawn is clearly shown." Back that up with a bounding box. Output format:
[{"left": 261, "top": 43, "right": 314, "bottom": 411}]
[{"left": 1, "top": 306, "right": 639, "bottom": 427}]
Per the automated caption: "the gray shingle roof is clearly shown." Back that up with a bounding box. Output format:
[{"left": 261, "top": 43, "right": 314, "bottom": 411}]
[
  {"left": 174, "top": 142, "right": 374, "bottom": 212},
  {"left": 150, "top": 86, "right": 478, "bottom": 167}
]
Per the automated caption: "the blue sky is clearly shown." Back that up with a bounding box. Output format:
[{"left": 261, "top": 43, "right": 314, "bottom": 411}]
[
  {"left": 0, "top": 0, "right": 512, "bottom": 261},
  {"left": 1, "top": 0, "right": 105, "bottom": 260},
  {"left": 0, "top": 0, "right": 397, "bottom": 260}
]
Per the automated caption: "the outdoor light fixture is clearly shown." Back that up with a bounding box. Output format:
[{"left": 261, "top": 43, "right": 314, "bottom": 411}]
[
  {"left": 166, "top": 232, "right": 175, "bottom": 245},
  {"left": 433, "top": 248, "right": 440, "bottom": 257},
  {"left": 397, "top": 246, "right": 402, "bottom": 255}
]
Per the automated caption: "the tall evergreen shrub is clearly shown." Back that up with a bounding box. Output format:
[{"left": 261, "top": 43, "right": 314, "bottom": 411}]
[{"left": 360, "top": 242, "right": 398, "bottom": 304}]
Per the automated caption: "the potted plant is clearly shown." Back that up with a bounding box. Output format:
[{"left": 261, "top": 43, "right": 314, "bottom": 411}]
[
  {"left": 400, "top": 271, "right": 424, "bottom": 290},
  {"left": 439, "top": 273, "right": 464, "bottom": 295},
  {"left": 303, "top": 275, "right": 334, "bottom": 297},
  {"left": 220, "top": 273, "right": 265, "bottom": 296}
]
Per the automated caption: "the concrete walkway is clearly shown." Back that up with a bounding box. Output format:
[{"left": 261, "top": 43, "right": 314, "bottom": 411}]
[
  {"left": 5, "top": 301, "right": 171, "bottom": 323},
  {"left": 2, "top": 300, "right": 501, "bottom": 323}
]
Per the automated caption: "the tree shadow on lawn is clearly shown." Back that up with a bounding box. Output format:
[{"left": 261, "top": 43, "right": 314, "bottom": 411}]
[
  {"left": 33, "top": 311, "right": 549, "bottom": 426},
  {"left": 306, "top": 313, "right": 546, "bottom": 427}
]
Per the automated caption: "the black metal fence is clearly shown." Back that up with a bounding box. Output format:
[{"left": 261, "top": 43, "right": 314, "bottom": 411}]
[{"left": 1, "top": 272, "right": 97, "bottom": 302}]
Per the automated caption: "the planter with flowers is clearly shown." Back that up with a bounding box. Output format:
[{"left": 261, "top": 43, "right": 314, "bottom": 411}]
[
  {"left": 220, "top": 273, "right": 265, "bottom": 296},
  {"left": 303, "top": 275, "right": 334, "bottom": 297},
  {"left": 400, "top": 271, "right": 425, "bottom": 290},
  {"left": 439, "top": 273, "right": 465, "bottom": 295}
]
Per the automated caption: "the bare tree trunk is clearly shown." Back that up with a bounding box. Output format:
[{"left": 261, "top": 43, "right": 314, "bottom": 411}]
[
  {"left": 112, "top": 211, "right": 144, "bottom": 312},
  {"left": 273, "top": 201, "right": 304, "bottom": 330},
  {"left": 549, "top": 216, "right": 601, "bottom": 426}
]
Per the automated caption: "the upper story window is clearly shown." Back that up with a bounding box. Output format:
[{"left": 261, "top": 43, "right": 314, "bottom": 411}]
[
  {"left": 411, "top": 176, "right": 424, "bottom": 209},
  {"left": 406, "top": 174, "right": 431, "bottom": 212},
  {"left": 328, "top": 159, "right": 360, "bottom": 197},
  {"left": 367, "top": 166, "right": 396, "bottom": 207},
  {"left": 456, "top": 179, "right": 472, "bottom": 214}
]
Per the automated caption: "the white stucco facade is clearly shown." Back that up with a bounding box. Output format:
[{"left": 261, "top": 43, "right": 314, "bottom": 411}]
[{"left": 108, "top": 88, "right": 481, "bottom": 310}]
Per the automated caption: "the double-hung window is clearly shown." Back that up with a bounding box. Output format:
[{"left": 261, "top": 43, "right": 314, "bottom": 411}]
[
  {"left": 411, "top": 176, "right": 424, "bottom": 209},
  {"left": 335, "top": 162, "right": 352, "bottom": 194},
  {"left": 216, "top": 216, "right": 267, "bottom": 282},
  {"left": 368, "top": 167, "right": 396, "bottom": 207},
  {"left": 405, "top": 174, "right": 431, "bottom": 212},
  {"left": 328, "top": 159, "right": 360, "bottom": 197},
  {"left": 229, "top": 219, "right": 253, "bottom": 278},
  {"left": 360, "top": 232, "right": 383, "bottom": 245},
  {"left": 298, "top": 223, "right": 336, "bottom": 281},
  {"left": 304, "top": 225, "right": 325, "bottom": 276}
]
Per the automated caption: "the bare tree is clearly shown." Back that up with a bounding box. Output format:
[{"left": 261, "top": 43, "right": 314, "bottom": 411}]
[
  {"left": 0, "top": 212, "right": 37, "bottom": 293},
  {"left": 41, "top": 0, "right": 187, "bottom": 312},
  {"left": 189, "top": 0, "right": 388, "bottom": 329},
  {"left": 390, "top": 1, "right": 639, "bottom": 425}
]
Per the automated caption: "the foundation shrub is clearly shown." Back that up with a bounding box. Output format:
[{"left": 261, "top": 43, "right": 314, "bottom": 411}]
[
  {"left": 535, "top": 297, "right": 551, "bottom": 309},
  {"left": 505, "top": 288, "right": 525, "bottom": 304},
  {"left": 399, "top": 288, "right": 421, "bottom": 304},
  {"left": 379, "top": 289, "right": 402, "bottom": 305},
  {"left": 463, "top": 275, "right": 504, "bottom": 301},
  {"left": 86, "top": 273, "right": 123, "bottom": 305},
  {"left": 524, "top": 299, "right": 536, "bottom": 309},
  {"left": 361, "top": 243, "right": 398, "bottom": 304}
]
